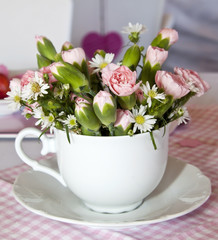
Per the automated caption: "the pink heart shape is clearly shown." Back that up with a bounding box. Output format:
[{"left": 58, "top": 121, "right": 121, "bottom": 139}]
[{"left": 81, "top": 32, "right": 123, "bottom": 59}]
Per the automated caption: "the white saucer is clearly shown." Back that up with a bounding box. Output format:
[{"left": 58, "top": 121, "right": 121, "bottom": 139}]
[{"left": 13, "top": 156, "right": 211, "bottom": 228}]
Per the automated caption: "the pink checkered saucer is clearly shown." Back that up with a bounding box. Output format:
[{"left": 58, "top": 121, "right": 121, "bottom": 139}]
[{"left": 12, "top": 156, "right": 211, "bottom": 228}]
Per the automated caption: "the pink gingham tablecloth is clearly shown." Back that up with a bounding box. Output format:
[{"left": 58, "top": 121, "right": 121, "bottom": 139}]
[{"left": 0, "top": 105, "right": 218, "bottom": 240}]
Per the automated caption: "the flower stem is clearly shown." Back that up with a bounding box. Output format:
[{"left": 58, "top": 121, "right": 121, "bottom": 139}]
[
  {"left": 150, "top": 131, "right": 157, "bottom": 150},
  {"left": 65, "top": 125, "right": 71, "bottom": 143}
]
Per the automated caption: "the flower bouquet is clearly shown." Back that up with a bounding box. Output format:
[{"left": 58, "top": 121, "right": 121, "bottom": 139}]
[
  {"left": 7, "top": 23, "right": 209, "bottom": 148},
  {"left": 13, "top": 23, "right": 210, "bottom": 214}
]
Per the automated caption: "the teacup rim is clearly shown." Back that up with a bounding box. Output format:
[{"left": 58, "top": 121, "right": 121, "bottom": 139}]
[{"left": 55, "top": 125, "right": 169, "bottom": 140}]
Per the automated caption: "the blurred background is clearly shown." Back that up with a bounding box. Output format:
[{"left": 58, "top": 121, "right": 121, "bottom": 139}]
[
  {"left": 0, "top": 0, "right": 217, "bottom": 72},
  {"left": 164, "top": 0, "right": 218, "bottom": 72}
]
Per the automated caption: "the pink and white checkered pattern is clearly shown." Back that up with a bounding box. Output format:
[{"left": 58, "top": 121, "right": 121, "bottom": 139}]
[{"left": 0, "top": 105, "right": 218, "bottom": 240}]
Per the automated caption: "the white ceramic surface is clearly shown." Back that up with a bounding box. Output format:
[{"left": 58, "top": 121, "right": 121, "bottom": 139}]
[
  {"left": 15, "top": 126, "right": 169, "bottom": 213},
  {"left": 13, "top": 156, "right": 211, "bottom": 228}
]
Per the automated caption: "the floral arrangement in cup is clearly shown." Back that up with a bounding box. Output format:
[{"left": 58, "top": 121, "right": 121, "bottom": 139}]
[{"left": 6, "top": 23, "right": 209, "bottom": 148}]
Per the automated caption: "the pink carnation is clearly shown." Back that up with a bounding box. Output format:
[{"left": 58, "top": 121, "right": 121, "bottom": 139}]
[
  {"left": 145, "top": 46, "right": 168, "bottom": 67},
  {"left": 20, "top": 70, "right": 43, "bottom": 88},
  {"left": 40, "top": 65, "right": 57, "bottom": 87},
  {"left": 155, "top": 70, "right": 190, "bottom": 99},
  {"left": 35, "top": 35, "right": 44, "bottom": 44},
  {"left": 75, "top": 97, "right": 90, "bottom": 112},
  {"left": 174, "top": 67, "right": 210, "bottom": 96},
  {"left": 61, "top": 48, "right": 86, "bottom": 66},
  {"left": 158, "top": 28, "right": 179, "bottom": 46},
  {"left": 114, "top": 109, "right": 132, "bottom": 131},
  {"left": 93, "top": 90, "right": 115, "bottom": 112},
  {"left": 101, "top": 64, "right": 141, "bottom": 96},
  {"left": 135, "top": 88, "right": 146, "bottom": 104}
]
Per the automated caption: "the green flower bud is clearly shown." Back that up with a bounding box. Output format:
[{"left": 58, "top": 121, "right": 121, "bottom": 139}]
[
  {"left": 25, "top": 113, "right": 32, "bottom": 119},
  {"left": 94, "top": 49, "right": 106, "bottom": 58},
  {"left": 38, "top": 99, "right": 62, "bottom": 112},
  {"left": 151, "top": 29, "right": 179, "bottom": 50},
  {"left": 55, "top": 121, "right": 64, "bottom": 130},
  {"left": 61, "top": 41, "right": 74, "bottom": 51},
  {"left": 36, "top": 54, "right": 52, "bottom": 69},
  {"left": 50, "top": 62, "right": 90, "bottom": 93},
  {"left": 122, "top": 44, "right": 141, "bottom": 70},
  {"left": 35, "top": 36, "right": 57, "bottom": 61},
  {"left": 75, "top": 97, "right": 101, "bottom": 131},
  {"left": 54, "top": 53, "right": 63, "bottom": 62},
  {"left": 128, "top": 32, "right": 140, "bottom": 44},
  {"left": 118, "top": 93, "right": 136, "bottom": 110},
  {"left": 93, "top": 91, "right": 117, "bottom": 126}
]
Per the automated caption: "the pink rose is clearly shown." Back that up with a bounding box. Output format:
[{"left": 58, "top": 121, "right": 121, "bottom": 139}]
[
  {"left": 61, "top": 47, "right": 86, "bottom": 65},
  {"left": 155, "top": 70, "right": 190, "bottom": 99},
  {"left": 20, "top": 71, "right": 43, "bottom": 88},
  {"left": 144, "top": 46, "right": 168, "bottom": 67},
  {"left": 101, "top": 64, "right": 141, "bottom": 96},
  {"left": 114, "top": 109, "right": 132, "bottom": 130},
  {"left": 158, "top": 28, "right": 179, "bottom": 46},
  {"left": 174, "top": 67, "right": 210, "bottom": 96}
]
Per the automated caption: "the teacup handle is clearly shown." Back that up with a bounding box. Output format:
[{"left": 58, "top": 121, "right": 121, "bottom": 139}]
[{"left": 15, "top": 127, "right": 66, "bottom": 186}]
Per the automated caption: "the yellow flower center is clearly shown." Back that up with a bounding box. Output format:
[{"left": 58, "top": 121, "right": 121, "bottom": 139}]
[
  {"left": 48, "top": 114, "right": 54, "bottom": 122},
  {"left": 100, "top": 62, "right": 108, "bottom": 69},
  {"left": 148, "top": 90, "right": 157, "bottom": 98},
  {"left": 178, "top": 108, "right": 184, "bottom": 116},
  {"left": 14, "top": 95, "right": 21, "bottom": 102},
  {"left": 69, "top": 119, "right": 76, "bottom": 126},
  {"left": 31, "top": 82, "right": 41, "bottom": 93},
  {"left": 135, "top": 115, "right": 145, "bottom": 124}
]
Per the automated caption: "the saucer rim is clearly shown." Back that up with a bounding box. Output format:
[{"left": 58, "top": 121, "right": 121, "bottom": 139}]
[{"left": 12, "top": 156, "right": 211, "bottom": 228}]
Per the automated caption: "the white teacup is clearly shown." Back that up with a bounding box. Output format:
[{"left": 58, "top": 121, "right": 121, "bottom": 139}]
[{"left": 15, "top": 126, "right": 169, "bottom": 214}]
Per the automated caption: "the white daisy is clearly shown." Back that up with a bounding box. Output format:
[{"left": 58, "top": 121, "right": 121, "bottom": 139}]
[
  {"left": 168, "top": 106, "right": 190, "bottom": 125},
  {"left": 35, "top": 111, "right": 55, "bottom": 133},
  {"left": 122, "top": 22, "right": 146, "bottom": 34},
  {"left": 142, "top": 82, "right": 165, "bottom": 108},
  {"left": 22, "top": 72, "right": 50, "bottom": 100},
  {"left": 89, "top": 53, "right": 114, "bottom": 73},
  {"left": 177, "top": 106, "right": 190, "bottom": 125},
  {"left": 63, "top": 114, "right": 77, "bottom": 129},
  {"left": 129, "top": 105, "right": 157, "bottom": 133},
  {"left": 33, "top": 107, "right": 46, "bottom": 125},
  {"left": 33, "top": 107, "right": 54, "bottom": 130},
  {"left": 6, "top": 78, "right": 22, "bottom": 110}
]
